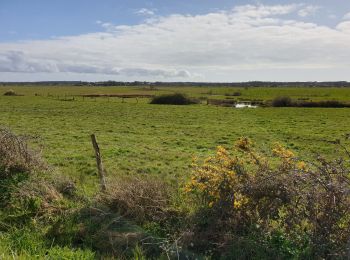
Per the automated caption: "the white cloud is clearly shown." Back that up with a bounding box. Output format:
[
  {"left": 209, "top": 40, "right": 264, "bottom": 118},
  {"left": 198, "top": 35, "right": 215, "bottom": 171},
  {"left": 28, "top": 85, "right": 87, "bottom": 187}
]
[
  {"left": 135, "top": 8, "right": 155, "bottom": 16},
  {"left": 233, "top": 4, "right": 299, "bottom": 18},
  {"left": 1, "top": 4, "right": 350, "bottom": 81},
  {"left": 343, "top": 12, "right": 350, "bottom": 20},
  {"left": 336, "top": 21, "right": 350, "bottom": 33},
  {"left": 298, "top": 5, "right": 320, "bottom": 17}
]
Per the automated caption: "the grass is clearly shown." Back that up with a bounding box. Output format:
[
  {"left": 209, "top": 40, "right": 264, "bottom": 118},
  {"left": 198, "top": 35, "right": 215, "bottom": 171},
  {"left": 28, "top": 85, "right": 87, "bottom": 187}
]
[
  {"left": 0, "top": 85, "right": 349, "bottom": 258},
  {"left": 0, "top": 89, "right": 349, "bottom": 193},
  {"left": 3, "top": 85, "right": 350, "bottom": 101}
]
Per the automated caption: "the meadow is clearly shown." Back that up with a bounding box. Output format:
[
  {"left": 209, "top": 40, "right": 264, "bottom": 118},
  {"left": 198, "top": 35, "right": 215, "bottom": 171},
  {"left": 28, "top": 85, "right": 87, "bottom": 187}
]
[
  {"left": 0, "top": 85, "right": 349, "bottom": 258},
  {"left": 1, "top": 86, "right": 349, "bottom": 191}
]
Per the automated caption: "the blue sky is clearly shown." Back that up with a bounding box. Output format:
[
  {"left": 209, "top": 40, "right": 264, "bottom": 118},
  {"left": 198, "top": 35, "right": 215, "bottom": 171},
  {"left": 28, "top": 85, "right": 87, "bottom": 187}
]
[{"left": 1, "top": 0, "right": 350, "bottom": 81}]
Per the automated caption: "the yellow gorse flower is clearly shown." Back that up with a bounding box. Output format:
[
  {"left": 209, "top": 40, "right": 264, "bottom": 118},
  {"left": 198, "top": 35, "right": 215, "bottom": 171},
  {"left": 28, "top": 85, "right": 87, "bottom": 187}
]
[
  {"left": 185, "top": 141, "right": 251, "bottom": 208},
  {"left": 185, "top": 138, "right": 306, "bottom": 211},
  {"left": 297, "top": 161, "right": 307, "bottom": 170},
  {"left": 235, "top": 137, "right": 252, "bottom": 151}
]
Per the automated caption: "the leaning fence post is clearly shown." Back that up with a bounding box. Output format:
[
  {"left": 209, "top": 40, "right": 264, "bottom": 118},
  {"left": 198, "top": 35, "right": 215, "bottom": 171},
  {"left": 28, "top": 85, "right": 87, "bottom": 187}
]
[{"left": 91, "top": 134, "right": 107, "bottom": 191}]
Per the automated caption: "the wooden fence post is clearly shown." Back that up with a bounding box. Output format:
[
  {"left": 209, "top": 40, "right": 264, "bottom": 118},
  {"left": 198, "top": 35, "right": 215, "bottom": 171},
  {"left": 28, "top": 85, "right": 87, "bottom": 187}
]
[{"left": 91, "top": 134, "right": 107, "bottom": 191}]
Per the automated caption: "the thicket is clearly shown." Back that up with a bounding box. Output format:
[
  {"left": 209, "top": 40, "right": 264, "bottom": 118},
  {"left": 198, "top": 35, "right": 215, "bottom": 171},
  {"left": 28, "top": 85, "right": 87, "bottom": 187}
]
[
  {"left": 1, "top": 128, "right": 349, "bottom": 259},
  {"left": 185, "top": 138, "right": 350, "bottom": 258},
  {"left": 3, "top": 89, "right": 18, "bottom": 96},
  {"left": 0, "top": 128, "right": 94, "bottom": 258},
  {"left": 150, "top": 93, "right": 198, "bottom": 105},
  {"left": 272, "top": 96, "right": 350, "bottom": 108}
]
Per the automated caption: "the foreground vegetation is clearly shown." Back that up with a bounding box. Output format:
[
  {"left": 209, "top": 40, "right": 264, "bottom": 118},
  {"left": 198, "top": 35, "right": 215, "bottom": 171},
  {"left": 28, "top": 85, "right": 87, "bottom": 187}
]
[
  {"left": 0, "top": 128, "right": 349, "bottom": 258},
  {"left": 0, "top": 85, "right": 350, "bottom": 258}
]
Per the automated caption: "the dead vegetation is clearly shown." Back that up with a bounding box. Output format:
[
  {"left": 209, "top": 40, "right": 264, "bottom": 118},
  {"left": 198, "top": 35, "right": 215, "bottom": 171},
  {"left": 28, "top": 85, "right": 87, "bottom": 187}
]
[
  {"left": 0, "top": 128, "right": 76, "bottom": 222},
  {"left": 100, "top": 176, "right": 175, "bottom": 224},
  {"left": 3, "top": 89, "right": 19, "bottom": 96},
  {"left": 0, "top": 128, "right": 45, "bottom": 177}
]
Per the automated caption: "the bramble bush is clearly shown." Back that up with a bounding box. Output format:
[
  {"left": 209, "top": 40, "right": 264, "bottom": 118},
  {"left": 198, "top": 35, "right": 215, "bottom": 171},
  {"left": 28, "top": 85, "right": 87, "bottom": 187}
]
[{"left": 185, "top": 137, "right": 350, "bottom": 258}]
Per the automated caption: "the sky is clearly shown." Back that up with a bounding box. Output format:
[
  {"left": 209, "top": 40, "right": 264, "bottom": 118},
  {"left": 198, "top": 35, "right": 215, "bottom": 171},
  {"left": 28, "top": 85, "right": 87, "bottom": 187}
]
[{"left": 1, "top": 0, "right": 350, "bottom": 82}]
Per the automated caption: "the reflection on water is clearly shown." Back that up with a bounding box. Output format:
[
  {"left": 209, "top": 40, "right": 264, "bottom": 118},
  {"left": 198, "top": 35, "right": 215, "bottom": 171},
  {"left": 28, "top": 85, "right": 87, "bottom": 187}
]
[{"left": 235, "top": 103, "right": 258, "bottom": 108}]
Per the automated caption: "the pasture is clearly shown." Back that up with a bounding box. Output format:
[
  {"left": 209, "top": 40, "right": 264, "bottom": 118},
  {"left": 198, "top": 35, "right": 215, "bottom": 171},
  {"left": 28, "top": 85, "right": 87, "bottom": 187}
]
[
  {"left": 0, "top": 85, "right": 349, "bottom": 258},
  {"left": 0, "top": 85, "right": 349, "bottom": 192}
]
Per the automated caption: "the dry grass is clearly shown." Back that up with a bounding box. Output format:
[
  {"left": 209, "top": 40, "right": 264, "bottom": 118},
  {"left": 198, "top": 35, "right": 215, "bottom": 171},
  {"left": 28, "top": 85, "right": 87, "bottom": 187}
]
[
  {"left": 100, "top": 176, "right": 174, "bottom": 223},
  {"left": 3, "top": 89, "right": 17, "bottom": 96},
  {"left": 0, "top": 128, "right": 44, "bottom": 176}
]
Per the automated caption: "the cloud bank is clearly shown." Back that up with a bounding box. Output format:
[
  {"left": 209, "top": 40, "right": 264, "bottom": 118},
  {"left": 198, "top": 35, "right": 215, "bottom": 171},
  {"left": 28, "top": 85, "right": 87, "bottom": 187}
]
[{"left": 1, "top": 4, "right": 350, "bottom": 81}]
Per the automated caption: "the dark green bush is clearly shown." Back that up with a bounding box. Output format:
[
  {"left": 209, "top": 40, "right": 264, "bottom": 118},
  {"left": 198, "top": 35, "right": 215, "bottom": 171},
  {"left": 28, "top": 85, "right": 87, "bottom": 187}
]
[
  {"left": 225, "top": 91, "right": 242, "bottom": 97},
  {"left": 150, "top": 93, "right": 198, "bottom": 105},
  {"left": 298, "top": 100, "right": 350, "bottom": 108},
  {"left": 3, "top": 89, "right": 17, "bottom": 96},
  {"left": 271, "top": 96, "right": 293, "bottom": 107},
  {"left": 272, "top": 96, "right": 350, "bottom": 108}
]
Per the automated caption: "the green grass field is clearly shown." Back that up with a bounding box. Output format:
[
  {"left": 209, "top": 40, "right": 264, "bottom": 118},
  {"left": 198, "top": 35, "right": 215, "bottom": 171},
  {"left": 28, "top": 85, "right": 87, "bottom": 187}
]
[
  {"left": 1, "top": 85, "right": 350, "bottom": 258},
  {"left": 3, "top": 85, "right": 350, "bottom": 101},
  {"left": 0, "top": 86, "right": 349, "bottom": 194}
]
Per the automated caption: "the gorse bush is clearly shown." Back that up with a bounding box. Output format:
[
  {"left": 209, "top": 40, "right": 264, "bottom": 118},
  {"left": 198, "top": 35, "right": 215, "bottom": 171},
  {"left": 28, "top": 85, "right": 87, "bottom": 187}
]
[
  {"left": 150, "top": 93, "right": 198, "bottom": 105},
  {"left": 185, "top": 137, "right": 350, "bottom": 258}
]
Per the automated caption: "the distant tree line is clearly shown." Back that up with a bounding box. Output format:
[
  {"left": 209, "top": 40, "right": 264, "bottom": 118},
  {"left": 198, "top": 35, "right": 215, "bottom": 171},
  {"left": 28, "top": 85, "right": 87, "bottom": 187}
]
[{"left": 1, "top": 81, "right": 350, "bottom": 88}]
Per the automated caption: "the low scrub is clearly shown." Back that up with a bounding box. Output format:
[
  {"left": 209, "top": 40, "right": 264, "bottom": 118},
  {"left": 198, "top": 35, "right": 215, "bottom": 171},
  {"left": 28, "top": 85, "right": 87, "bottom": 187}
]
[
  {"left": 225, "top": 91, "right": 242, "bottom": 97},
  {"left": 0, "top": 128, "right": 48, "bottom": 208},
  {"left": 184, "top": 138, "right": 350, "bottom": 258},
  {"left": 207, "top": 98, "right": 236, "bottom": 107},
  {"left": 150, "top": 93, "right": 198, "bottom": 105},
  {"left": 0, "top": 127, "right": 75, "bottom": 227},
  {"left": 50, "top": 176, "right": 180, "bottom": 258},
  {"left": 297, "top": 100, "right": 350, "bottom": 108},
  {"left": 3, "top": 89, "right": 18, "bottom": 96},
  {"left": 0, "top": 128, "right": 44, "bottom": 177},
  {"left": 2, "top": 127, "right": 350, "bottom": 259},
  {"left": 271, "top": 96, "right": 293, "bottom": 107},
  {"left": 100, "top": 176, "right": 177, "bottom": 224},
  {"left": 272, "top": 96, "right": 350, "bottom": 107}
]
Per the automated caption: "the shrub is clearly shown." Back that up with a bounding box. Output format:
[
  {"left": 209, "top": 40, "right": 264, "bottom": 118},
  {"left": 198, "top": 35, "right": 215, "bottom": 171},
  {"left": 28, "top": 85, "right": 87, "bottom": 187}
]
[
  {"left": 150, "top": 93, "right": 198, "bottom": 105},
  {"left": 0, "top": 128, "right": 47, "bottom": 208},
  {"left": 185, "top": 138, "right": 350, "bottom": 258},
  {"left": 297, "top": 100, "right": 350, "bottom": 108},
  {"left": 207, "top": 99, "right": 236, "bottom": 107},
  {"left": 271, "top": 97, "right": 350, "bottom": 108},
  {"left": 0, "top": 128, "right": 74, "bottom": 220},
  {"left": 3, "top": 89, "right": 17, "bottom": 96},
  {"left": 100, "top": 176, "right": 175, "bottom": 224},
  {"left": 271, "top": 96, "right": 293, "bottom": 107},
  {"left": 225, "top": 92, "right": 242, "bottom": 97},
  {"left": 0, "top": 128, "right": 44, "bottom": 177}
]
